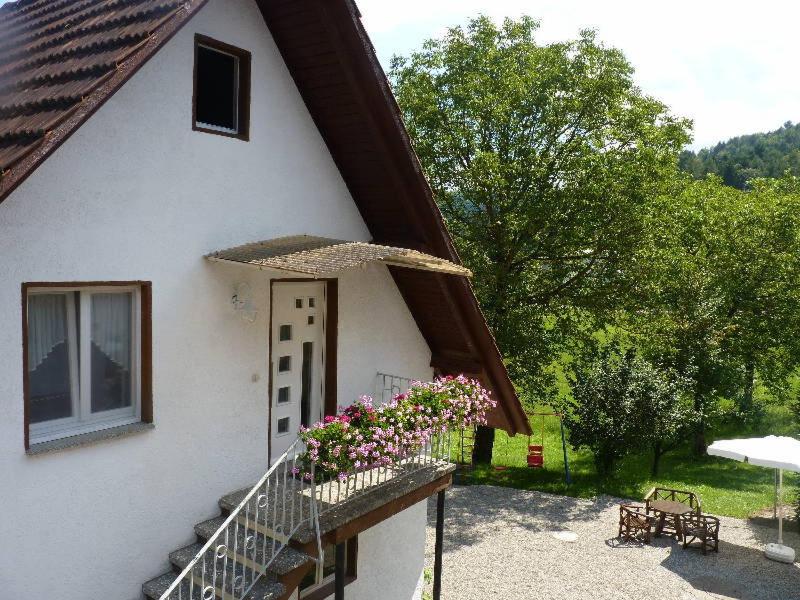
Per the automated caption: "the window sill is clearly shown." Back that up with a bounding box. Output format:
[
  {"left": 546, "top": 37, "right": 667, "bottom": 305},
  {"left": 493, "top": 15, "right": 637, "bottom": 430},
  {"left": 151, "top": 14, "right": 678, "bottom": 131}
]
[{"left": 27, "top": 421, "right": 154, "bottom": 456}]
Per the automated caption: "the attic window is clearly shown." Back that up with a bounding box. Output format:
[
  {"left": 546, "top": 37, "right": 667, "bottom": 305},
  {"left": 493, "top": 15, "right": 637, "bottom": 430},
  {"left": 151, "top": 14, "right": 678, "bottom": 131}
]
[{"left": 193, "top": 35, "right": 251, "bottom": 140}]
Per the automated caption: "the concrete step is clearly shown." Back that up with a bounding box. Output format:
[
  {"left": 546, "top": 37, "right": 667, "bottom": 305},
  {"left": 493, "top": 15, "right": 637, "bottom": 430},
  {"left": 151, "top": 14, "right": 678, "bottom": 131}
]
[
  {"left": 143, "top": 572, "right": 202, "bottom": 600},
  {"left": 168, "top": 542, "right": 286, "bottom": 600},
  {"left": 142, "top": 569, "right": 285, "bottom": 600},
  {"left": 218, "top": 486, "right": 307, "bottom": 544},
  {"left": 194, "top": 516, "right": 313, "bottom": 576}
]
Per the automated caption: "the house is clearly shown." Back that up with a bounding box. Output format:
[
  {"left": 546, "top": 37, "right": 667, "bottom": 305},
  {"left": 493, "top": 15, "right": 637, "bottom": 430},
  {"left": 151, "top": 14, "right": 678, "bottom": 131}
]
[{"left": 0, "top": 1, "right": 531, "bottom": 599}]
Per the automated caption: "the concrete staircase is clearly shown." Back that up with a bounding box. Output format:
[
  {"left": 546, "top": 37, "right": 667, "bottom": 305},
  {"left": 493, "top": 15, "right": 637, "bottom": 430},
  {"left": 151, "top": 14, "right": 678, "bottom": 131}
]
[{"left": 143, "top": 487, "right": 316, "bottom": 600}]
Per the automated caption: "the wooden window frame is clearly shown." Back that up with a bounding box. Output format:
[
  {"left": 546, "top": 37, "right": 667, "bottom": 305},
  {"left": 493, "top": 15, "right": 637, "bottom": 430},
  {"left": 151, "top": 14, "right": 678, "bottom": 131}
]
[
  {"left": 192, "top": 34, "right": 251, "bottom": 141},
  {"left": 300, "top": 536, "right": 358, "bottom": 600},
  {"left": 22, "top": 281, "right": 153, "bottom": 450}
]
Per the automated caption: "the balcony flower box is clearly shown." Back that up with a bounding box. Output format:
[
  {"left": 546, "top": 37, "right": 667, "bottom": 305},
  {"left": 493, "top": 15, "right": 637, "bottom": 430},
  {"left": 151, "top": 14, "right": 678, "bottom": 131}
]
[{"left": 297, "top": 375, "right": 495, "bottom": 483}]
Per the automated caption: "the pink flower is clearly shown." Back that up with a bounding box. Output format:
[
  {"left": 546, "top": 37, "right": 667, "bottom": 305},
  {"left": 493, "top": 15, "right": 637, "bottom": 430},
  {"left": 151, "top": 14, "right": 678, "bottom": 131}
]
[{"left": 299, "top": 375, "right": 492, "bottom": 480}]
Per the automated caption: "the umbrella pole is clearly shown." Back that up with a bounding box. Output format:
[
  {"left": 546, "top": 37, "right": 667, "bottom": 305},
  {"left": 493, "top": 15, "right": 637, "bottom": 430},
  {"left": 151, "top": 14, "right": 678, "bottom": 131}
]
[
  {"left": 778, "top": 468, "right": 784, "bottom": 546},
  {"left": 774, "top": 468, "right": 778, "bottom": 520},
  {"left": 764, "top": 467, "right": 794, "bottom": 563}
]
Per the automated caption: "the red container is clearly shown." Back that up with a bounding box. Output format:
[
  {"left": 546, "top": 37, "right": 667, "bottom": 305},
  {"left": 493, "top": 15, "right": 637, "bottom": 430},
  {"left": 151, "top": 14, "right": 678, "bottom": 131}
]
[{"left": 527, "top": 454, "right": 544, "bottom": 467}]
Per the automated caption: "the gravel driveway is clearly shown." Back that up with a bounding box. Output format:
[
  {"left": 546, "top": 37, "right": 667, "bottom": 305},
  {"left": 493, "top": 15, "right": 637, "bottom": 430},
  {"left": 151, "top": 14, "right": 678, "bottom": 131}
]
[{"left": 424, "top": 485, "right": 800, "bottom": 600}]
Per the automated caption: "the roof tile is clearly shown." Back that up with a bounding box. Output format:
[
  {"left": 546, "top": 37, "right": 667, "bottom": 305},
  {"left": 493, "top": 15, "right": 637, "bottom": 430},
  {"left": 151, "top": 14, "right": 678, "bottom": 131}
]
[{"left": 0, "top": 0, "right": 185, "bottom": 171}]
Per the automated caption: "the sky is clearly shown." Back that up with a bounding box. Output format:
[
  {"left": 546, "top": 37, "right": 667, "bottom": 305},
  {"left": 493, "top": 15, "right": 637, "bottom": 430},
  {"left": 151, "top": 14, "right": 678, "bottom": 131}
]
[
  {"left": 357, "top": 0, "right": 800, "bottom": 150},
  {"left": 2, "top": 1, "right": 795, "bottom": 150}
]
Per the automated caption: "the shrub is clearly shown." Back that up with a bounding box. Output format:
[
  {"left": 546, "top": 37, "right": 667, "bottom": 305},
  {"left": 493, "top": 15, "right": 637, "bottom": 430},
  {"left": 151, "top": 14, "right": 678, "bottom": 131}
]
[{"left": 561, "top": 346, "right": 694, "bottom": 477}]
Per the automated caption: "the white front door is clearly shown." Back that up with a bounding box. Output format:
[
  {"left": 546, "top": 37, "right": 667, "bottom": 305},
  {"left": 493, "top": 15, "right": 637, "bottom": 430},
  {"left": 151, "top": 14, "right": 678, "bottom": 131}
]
[{"left": 271, "top": 282, "right": 325, "bottom": 459}]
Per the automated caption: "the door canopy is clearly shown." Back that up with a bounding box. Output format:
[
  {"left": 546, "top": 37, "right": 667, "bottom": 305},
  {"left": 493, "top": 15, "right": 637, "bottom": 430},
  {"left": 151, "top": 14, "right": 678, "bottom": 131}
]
[{"left": 206, "top": 235, "right": 472, "bottom": 278}]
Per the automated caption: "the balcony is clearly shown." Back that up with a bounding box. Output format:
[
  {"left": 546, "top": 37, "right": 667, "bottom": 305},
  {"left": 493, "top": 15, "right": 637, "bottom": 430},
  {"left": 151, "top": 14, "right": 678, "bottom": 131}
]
[
  {"left": 146, "top": 434, "right": 457, "bottom": 600},
  {"left": 146, "top": 374, "right": 492, "bottom": 600}
]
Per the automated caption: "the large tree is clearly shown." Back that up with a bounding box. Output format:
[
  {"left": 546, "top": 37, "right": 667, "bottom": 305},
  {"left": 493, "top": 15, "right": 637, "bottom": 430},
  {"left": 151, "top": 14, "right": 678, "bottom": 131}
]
[
  {"left": 390, "top": 16, "right": 691, "bottom": 461},
  {"left": 628, "top": 175, "right": 800, "bottom": 453}
]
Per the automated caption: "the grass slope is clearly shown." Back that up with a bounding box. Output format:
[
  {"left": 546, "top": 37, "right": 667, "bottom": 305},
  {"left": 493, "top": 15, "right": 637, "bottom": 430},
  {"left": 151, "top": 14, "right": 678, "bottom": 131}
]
[{"left": 461, "top": 405, "right": 797, "bottom": 518}]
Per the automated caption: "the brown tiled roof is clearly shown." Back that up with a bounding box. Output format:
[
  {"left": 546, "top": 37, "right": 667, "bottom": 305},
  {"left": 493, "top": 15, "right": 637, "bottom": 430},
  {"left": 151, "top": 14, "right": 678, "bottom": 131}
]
[
  {"left": 207, "top": 235, "right": 473, "bottom": 277},
  {"left": 0, "top": 0, "right": 208, "bottom": 182}
]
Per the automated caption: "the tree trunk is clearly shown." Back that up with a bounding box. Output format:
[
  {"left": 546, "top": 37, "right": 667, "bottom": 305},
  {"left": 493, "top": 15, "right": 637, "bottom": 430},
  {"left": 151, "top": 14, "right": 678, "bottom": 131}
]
[
  {"left": 472, "top": 425, "right": 495, "bottom": 465},
  {"left": 651, "top": 441, "right": 663, "bottom": 477},
  {"left": 741, "top": 359, "right": 755, "bottom": 414},
  {"left": 596, "top": 452, "right": 615, "bottom": 479},
  {"left": 692, "top": 391, "right": 707, "bottom": 457}
]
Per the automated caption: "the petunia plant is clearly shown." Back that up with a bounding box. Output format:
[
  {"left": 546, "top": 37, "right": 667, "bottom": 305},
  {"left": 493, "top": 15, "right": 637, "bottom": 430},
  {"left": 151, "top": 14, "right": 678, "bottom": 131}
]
[{"left": 296, "top": 375, "right": 495, "bottom": 482}]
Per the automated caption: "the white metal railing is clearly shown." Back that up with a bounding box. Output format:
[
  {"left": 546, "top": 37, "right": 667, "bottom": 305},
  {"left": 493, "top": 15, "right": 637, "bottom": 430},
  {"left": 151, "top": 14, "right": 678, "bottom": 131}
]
[
  {"left": 157, "top": 405, "right": 455, "bottom": 600},
  {"left": 158, "top": 439, "right": 321, "bottom": 600},
  {"left": 312, "top": 429, "right": 453, "bottom": 517},
  {"left": 375, "top": 372, "right": 413, "bottom": 405}
]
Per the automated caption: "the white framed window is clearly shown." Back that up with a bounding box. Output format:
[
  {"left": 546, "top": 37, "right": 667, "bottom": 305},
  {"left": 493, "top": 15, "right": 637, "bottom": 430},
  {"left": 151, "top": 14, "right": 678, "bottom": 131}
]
[{"left": 25, "top": 285, "right": 142, "bottom": 444}]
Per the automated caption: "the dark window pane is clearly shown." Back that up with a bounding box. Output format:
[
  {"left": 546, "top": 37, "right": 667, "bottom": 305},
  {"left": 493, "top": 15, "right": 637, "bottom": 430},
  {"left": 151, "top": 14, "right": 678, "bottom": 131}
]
[
  {"left": 27, "top": 294, "right": 75, "bottom": 423},
  {"left": 196, "top": 46, "right": 238, "bottom": 131},
  {"left": 322, "top": 543, "right": 336, "bottom": 579},
  {"left": 295, "top": 298, "right": 303, "bottom": 309},
  {"left": 277, "top": 417, "right": 290, "bottom": 434},
  {"left": 299, "top": 543, "right": 337, "bottom": 591},
  {"left": 308, "top": 297, "right": 315, "bottom": 308},
  {"left": 307, "top": 315, "right": 314, "bottom": 325},
  {"left": 301, "top": 342, "right": 313, "bottom": 428},
  {"left": 279, "top": 324, "right": 292, "bottom": 341},
  {"left": 278, "top": 356, "right": 291, "bottom": 372},
  {"left": 277, "top": 386, "right": 290, "bottom": 404},
  {"left": 91, "top": 293, "right": 133, "bottom": 413}
]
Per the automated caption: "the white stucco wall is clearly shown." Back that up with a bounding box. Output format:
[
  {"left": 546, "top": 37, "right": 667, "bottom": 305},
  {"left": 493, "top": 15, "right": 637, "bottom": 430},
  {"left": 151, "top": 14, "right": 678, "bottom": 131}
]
[
  {"left": 335, "top": 502, "right": 428, "bottom": 600},
  {"left": 0, "top": 1, "right": 431, "bottom": 598}
]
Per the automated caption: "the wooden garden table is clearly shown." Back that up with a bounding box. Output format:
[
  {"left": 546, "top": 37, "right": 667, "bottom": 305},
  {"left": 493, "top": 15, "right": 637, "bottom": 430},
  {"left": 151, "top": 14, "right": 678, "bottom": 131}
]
[{"left": 649, "top": 499, "right": 694, "bottom": 541}]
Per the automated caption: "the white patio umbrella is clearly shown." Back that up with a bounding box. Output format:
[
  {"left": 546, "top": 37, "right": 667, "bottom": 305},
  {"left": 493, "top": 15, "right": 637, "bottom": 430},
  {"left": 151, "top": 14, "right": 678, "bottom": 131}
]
[{"left": 707, "top": 435, "right": 800, "bottom": 563}]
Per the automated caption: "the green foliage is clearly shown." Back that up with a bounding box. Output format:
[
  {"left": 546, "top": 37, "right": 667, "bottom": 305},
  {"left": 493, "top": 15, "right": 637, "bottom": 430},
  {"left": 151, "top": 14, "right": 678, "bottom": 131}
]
[
  {"left": 560, "top": 344, "right": 694, "bottom": 477},
  {"left": 390, "top": 15, "right": 691, "bottom": 399},
  {"left": 627, "top": 175, "right": 800, "bottom": 451},
  {"left": 422, "top": 568, "right": 433, "bottom": 600},
  {"left": 680, "top": 121, "right": 800, "bottom": 189},
  {"left": 390, "top": 13, "right": 800, "bottom": 496}
]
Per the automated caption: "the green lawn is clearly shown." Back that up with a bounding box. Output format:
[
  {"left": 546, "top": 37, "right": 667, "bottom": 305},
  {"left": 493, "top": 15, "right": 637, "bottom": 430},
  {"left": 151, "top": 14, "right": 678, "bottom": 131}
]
[{"left": 459, "top": 404, "right": 798, "bottom": 518}]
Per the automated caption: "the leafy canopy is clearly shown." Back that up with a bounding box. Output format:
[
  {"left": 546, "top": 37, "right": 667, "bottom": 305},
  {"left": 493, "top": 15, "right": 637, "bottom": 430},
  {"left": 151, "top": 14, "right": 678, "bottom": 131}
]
[
  {"left": 627, "top": 175, "right": 800, "bottom": 448},
  {"left": 390, "top": 16, "right": 692, "bottom": 398}
]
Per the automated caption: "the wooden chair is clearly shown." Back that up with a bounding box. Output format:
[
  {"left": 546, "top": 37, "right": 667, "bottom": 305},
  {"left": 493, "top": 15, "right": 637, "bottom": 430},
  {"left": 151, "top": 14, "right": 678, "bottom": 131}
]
[
  {"left": 645, "top": 487, "right": 701, "bottom": 539},
  {"left": 618, "top": 503, "right": 656, "bottom": 544},
  {"left": 680, "top": 513, "right": 720, "bottom": 554}
]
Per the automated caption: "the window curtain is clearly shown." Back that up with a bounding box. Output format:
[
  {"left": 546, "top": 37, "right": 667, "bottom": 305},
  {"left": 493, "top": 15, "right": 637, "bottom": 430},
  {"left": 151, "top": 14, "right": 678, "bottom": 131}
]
[
  {"left": 91, "top": 293, "right": 132, "bottom": 370},
  {"left": 27, "top": 294, "right": 67, "bottom": 371}
]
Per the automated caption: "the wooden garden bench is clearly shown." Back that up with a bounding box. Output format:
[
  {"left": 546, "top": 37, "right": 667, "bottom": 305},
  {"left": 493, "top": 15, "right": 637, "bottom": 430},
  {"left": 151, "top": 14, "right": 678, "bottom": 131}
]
[{"left": 645, "top": 487, "right": 701, "bottom": 540}]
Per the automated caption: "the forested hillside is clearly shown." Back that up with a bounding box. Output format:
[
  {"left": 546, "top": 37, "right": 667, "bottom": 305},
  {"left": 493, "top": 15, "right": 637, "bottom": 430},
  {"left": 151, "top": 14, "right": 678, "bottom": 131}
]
[{"left": 680, "top": 121, "right": 800, "bottom": 189}]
